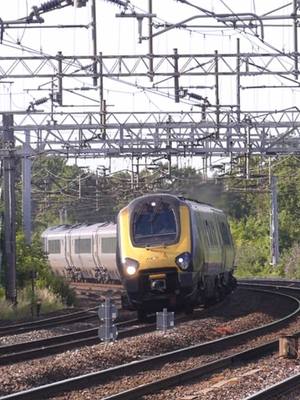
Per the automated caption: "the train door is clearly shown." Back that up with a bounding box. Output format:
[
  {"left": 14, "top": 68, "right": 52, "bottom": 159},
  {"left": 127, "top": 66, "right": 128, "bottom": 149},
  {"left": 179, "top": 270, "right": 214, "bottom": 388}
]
[
  {"left": 214, "top": 214, "right": 226, "bottom": 273},
  {"left": 204, "top": 217, "right": 219, "bottom": 275},
  {"left": 75, "top": 235, "right": 93, "bottom": 280},
  {"left": 223, "top": 219, "right": 235, "bottom": 270},
  {"left": 92, "top": 230, "right": 99, "bottom": 280},
  {"left": 199, "top": 213, "right": 211, "bottom": 275},
  {"left": 219, "top": 218, "right": 233, "bottom": 272},
  {"left": 95, "top": 227, "right": 103, "bottom": 269},
  {"left": 193, "top": 208, "right": 207, "bottom": 273},
  {"left": 65, "top": 229, "right": 74, "bottom": 278},
  {"left": 100, "top": 234, "right": 119, "bottom": 281}
]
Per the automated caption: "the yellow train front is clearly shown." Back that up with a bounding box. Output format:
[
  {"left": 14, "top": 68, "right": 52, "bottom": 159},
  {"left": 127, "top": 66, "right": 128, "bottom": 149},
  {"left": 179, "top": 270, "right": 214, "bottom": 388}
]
[{"left": 116, "top": 194, "right": 235, "bottom": 320}]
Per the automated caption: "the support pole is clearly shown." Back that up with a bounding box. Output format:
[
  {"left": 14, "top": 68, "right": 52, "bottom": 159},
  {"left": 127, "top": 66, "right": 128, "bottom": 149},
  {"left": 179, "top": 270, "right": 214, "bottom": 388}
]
[
  {"left": 95, "top": 169, "right": 100, "bottom": 211},
  {"left": 101, "top": 100, "right": 107, "bottom": 139},
  {"left": 293, "top": 0, "right": 299, "bottom": 79},
  {"left": 131, "top": 156, "right": 135, "bottom": 190},
  {"left": 3, "top": 113, "right": 17, "bottom": 303},
  {"left": 91, "top": 0, "right": 98, "bottom": 86},
  {"left": 57, "top": 51, "right": 63, "bottom": 106},
  {"left": 59, "top": 208, "right": 64, "bottom": 224},
  {"left": 203, "top": 155, "right": 208, "bottom": 182},
  {"left": 173, "top": 48, "right": 180, "bottom": 103},
  {"left": 167, "top": 115, "right": 172, "bottom": 177},
  {"left": 22, "top": 130, "right": 32, "bottom": 245},
  {"left": 236, "top": 39, "right": 241, "bottom": 130},
  {"left": 215, "top": 50, "right": 220, "bottom": 138},
  {"left": 99, "top": 52, "right": 103, "bottom": 105},
  {"left": 270, "top": 175, "right": 279, "bottom": 266},
  {"left": 78, "top": 173, "right": 82, "bottom": 199},
  {"left": 246, "top": 124, "right": 251, "bottom": 179},
  {"left": 136, "top": 157, "right": 140, "bottom": 189},
  {"left": 148, "top": 0, "right": 154, "bottom": 81},
  {"left": 64, "top": 207, "right": 67, "bottom": 223},
  {"left": 99, "top": 52, "right": 106, "bottom": 139}
]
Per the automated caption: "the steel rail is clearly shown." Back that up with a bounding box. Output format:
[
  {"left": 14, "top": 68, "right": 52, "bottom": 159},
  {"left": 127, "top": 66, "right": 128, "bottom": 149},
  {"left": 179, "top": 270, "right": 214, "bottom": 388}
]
[
  {"left": 101, "top": 341, "right": 278, "bottom": 400},
  {"left": 243, "top": 373, "right": 300, "bottom": 399},
  {"left": 238, "top": 282, "right": 300, "bottom": 295},
  {"left": 0, "top": 307, "right": 99, "bottom": 336},
  {"left": 0, "top": 319, "right": 150, "bottom": 366},
  {"left": 0, "top": 287, "right": 299, "bottom": 400},
  {"left": 239, "top": 278, "right": 300, "bottom": 287},
  {"left": 0, "top": 305, "right": 211, "bottom": 365}
]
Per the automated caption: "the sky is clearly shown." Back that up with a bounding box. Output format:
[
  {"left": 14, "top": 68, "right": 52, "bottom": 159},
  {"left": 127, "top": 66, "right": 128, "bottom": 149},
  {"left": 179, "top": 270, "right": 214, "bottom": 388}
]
[{"left": 0, "top": 0, "right": 299, "bottom": 171}]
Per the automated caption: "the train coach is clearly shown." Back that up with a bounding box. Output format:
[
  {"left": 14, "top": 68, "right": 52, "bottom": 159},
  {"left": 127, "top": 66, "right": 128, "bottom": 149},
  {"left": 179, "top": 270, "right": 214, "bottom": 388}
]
[
  {"left": 116, "top": 193, "right": 236, "bottom": 320},
  {"left": 42, "top": 222, "right": 118, "bottom": 282}
]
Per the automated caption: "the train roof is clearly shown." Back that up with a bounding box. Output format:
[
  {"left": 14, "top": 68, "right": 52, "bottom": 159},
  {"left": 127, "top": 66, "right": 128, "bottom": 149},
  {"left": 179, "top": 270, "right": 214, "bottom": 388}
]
[
  {"left": 42, "top": 222, "right": 116, "bottom": 238},
  {"left": 182, "top": 198, "right": 225, "bottom": 214},
  {"left": 125, "top": 193, "right": 225, "bottom": 215}
]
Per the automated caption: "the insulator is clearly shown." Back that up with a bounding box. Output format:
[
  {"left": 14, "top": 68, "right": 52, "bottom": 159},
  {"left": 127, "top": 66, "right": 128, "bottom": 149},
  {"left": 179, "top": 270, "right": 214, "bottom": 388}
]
[
  {"left": 104, "top": 0, "right": 128, "bottom": 7},
  {"left": 40, "top": 0, "right": 63, "bottom": 12},
  {"left": 34, "top": 97, "right": 49, "bottom": 106}
]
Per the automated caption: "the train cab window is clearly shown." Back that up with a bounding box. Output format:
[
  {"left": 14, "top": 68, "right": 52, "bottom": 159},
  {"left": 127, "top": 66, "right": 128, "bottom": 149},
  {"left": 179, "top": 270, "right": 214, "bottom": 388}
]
[
  {"left": 220, "top": 222, "right": 231, "bottom": 245},
  {"left": 132, "top": 201, "right": 178, "bottom": 245},
  {"left": 205, "top": 221, "right": 218, "bottom": 247},
  {"left": 48, "top": 239, "right": 61, "bottom": 254},
  {"left": 74, "top": 238, "right": 92, "bottom": 254},
  {"left": 101, "top": 237, "right": 117, "bottom": 254},
  {"left": 210, "top": 223, "right": 219, "bottom": 246},
  {"left": 204, "top": 221, "right": 212, "bottom": 247}
]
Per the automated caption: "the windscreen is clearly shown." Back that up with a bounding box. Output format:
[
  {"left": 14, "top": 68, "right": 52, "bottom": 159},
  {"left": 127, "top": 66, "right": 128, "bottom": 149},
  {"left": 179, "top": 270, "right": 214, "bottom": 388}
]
[{"left": 132, "top": 200, "right": 179, "bottom": 246}]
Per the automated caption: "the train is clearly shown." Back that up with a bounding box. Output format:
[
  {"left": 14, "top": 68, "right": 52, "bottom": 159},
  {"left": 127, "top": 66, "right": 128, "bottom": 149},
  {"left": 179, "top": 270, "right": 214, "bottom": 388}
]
[
  {"left": 117, "top": 194, "right": 236, "bottom": 320},
  {"left": 42, "top": 193, "right": 235, "bottom": 320},
  {"left": 41, "top": 222, "right": 118, "bottom": 283}
]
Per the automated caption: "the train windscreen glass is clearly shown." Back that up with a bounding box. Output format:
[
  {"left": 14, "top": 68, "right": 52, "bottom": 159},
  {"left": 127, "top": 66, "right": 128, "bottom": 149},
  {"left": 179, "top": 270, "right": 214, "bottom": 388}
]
[{"left": 132, "top": 201, "right": 178, "bottom": 245}]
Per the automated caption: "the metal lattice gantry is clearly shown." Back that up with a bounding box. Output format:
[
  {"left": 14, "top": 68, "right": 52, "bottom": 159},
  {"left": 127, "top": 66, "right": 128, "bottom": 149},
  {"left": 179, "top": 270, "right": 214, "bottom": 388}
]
[
  {"left": 1, "top": 107, "right": 300, "bottom": 158},
  {"left": 0, "top": 50, "right": 299, "bottom": 80},
  {"left": 1, "top": 0, "right": 300, "bottom": 301}
]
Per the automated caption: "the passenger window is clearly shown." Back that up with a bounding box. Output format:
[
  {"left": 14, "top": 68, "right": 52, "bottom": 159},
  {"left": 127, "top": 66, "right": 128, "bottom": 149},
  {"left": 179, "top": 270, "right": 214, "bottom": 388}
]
[
  {"left": 74, "top": 238, "right": 92, "bottom": 254},
  {"left": 48, "top": 239, "right": 61, "bottom": 254},
  {"left": 102, "top": 237, "right": 117, "bottom": 254}
]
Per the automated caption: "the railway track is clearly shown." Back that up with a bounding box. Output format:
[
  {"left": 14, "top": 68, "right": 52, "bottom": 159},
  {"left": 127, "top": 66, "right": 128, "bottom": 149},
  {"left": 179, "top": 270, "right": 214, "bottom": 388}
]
[
  {"left": 70, "top": 282, "right": 123, "bottom": 291},
  {"left": 0, "top": 299, "right": 225, "bottom": 366},
  {"left": 243, "top": 373, "right": 300, "bottom": 400},
  {"left": 0, "top": 283, "right": 124, "bottom": 336},
  {"left": 0, "top": 307, "right": 99, "bottom": 336},
  {"left": 0, "top": 284, "right": 299, "bottom": 400},
  {"left": 0, "top": 318, "right": 152, "bottom": 366}
]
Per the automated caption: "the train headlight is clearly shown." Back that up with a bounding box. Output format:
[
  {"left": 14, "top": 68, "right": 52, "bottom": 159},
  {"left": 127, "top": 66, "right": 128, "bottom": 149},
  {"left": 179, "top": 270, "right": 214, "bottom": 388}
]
[
  {"left": 126, "top": 265, "right": 137, "bottom": 276},
  {"left": 124, "top": 258, "right": 139, "bottom": 276},
  {"left": 175, "top": 252, "right": 191, "bottom": 271}
]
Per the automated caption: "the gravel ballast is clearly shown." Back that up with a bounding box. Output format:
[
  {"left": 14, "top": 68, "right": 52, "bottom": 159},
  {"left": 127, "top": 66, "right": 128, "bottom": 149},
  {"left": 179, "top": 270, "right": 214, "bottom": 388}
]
[
  {"left": 0, "top": 289, "right": 295, "bottom": 397},
  {"left": 142, "top": 354, "right": 300, "bottom": 400}
]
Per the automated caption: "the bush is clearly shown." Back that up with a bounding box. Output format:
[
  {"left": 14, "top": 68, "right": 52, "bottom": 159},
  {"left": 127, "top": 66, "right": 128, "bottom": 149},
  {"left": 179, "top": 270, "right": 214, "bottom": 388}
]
[
  {"left": 280, "top": 242, "right": 300, "bottom": 279},
  {"left": 235, "top": 243, "right": 270, "bottom": 277},
  {"left": 0, "top": 287, "right": 64, "bottom": 321},
  {"left": 40, "top": 273, "right": 77, "bottom": 307},
  {"left": 15, "top": 232, "right": 76, "bottom": 307}
]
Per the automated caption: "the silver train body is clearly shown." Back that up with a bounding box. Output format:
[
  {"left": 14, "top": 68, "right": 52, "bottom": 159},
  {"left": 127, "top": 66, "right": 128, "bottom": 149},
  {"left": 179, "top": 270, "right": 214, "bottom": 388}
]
[{"left": 41, "top": 223, "right": 119, "bottom": 282}]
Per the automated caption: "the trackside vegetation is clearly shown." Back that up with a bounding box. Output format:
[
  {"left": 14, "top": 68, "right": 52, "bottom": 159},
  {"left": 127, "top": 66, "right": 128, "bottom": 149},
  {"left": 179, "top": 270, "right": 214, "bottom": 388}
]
[
  {"left": 1, "top": 154, "right": 300, "bottom": 315},
  {"left": 0, "top": 232, "right": 76, "bottom": 319}
]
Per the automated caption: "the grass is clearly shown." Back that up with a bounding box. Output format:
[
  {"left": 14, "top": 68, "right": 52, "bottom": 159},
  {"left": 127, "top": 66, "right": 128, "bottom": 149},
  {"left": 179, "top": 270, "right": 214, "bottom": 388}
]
[{"left": 0, "top": 286, "right": 65, "bottom": 321}]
